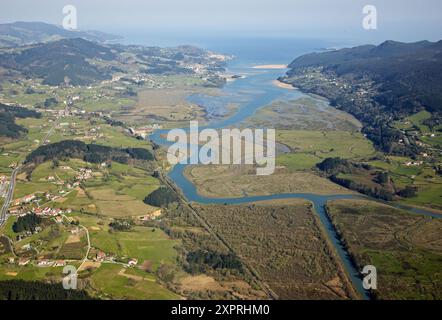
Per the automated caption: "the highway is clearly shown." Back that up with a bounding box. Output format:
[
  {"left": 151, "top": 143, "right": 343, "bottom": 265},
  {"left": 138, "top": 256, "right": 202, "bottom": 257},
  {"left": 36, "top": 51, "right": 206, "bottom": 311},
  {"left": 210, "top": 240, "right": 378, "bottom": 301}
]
[{"left": 0, "top": 165, "right": 21, "bottom": 227}]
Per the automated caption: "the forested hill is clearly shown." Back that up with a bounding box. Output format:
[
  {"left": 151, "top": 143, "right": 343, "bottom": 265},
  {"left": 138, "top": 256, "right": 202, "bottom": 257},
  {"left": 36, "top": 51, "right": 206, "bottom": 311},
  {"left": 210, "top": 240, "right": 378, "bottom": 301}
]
[
  {"left": 0, "top": 36, "right": 227, "bottom": 86},
  {"left": 281, "top": 40, "right": 442, "bottom": 154},
  {"left": 0, "top": 38, "right": 116, "bottom": 86},
  {"left": 25, "top": 140, "right": 154, "bottom": 165},
  {"left": 0, "top": 21, "right": 121, "bottom": 47},
  {"left": 286, "top": 40, "right": 442, "bottom": 114},
  {"left": 0, "top": 103, "right": 41, "bottom": 138}
]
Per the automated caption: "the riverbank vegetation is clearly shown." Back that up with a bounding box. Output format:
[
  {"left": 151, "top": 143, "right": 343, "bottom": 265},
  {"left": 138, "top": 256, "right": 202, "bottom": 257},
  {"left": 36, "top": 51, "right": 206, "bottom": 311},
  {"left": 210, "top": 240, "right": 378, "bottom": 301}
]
[
  {"left": 159, "top": 202, "right": 268, "bottom": 299},
  {"left": 184, "top": 164, "right": 353, "bottom": 198},
  {"left": 327, "top": 199, "right": 442, "bottom": 300},
  {"left": 194, "top": 200, "right": 357, "bottom": 299}
]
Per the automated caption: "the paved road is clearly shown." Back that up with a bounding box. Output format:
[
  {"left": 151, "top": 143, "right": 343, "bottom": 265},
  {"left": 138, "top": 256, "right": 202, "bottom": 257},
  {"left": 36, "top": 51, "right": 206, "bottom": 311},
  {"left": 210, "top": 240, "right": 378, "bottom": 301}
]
[
  {"left": 0, "top": 112, "right": 62, "bottom": 228},
  {"left": 0, "top": 165, "right": 21, "bottom": 227},
  {"left": 78, "top": 223, "right": 91, "bottom": 270},
  {"left": 61, "top": 214, "right": 91, "bottom": 271}
]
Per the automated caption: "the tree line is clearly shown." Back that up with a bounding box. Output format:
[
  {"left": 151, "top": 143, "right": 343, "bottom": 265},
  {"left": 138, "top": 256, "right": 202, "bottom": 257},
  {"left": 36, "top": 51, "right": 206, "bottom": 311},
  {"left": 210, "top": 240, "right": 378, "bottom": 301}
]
[
  {"left": 143, "top": 186, "right": 179, "bottom": 207},
  {"left": 0, "top": 280, "right": 92, "bottom": 300},
  {"left": 0, "top": 103, "right": 41, "bottom": 138},
  {"left": 317, "top": 157, "right": 416, "bottom": 201},
  {"left": 25, "top": 140, "right": 153, "bottom": 165},
  {"left": 13, "top": 213, "right": 42, "bottom": 233},
  {"left": 185, "top": 249, "right": 243, "bottom": 274}
]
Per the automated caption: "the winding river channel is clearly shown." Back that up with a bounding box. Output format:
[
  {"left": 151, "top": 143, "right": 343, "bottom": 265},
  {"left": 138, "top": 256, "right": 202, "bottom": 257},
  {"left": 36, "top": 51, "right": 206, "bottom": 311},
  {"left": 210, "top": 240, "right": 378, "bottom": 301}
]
[{"left": 149, "top": 62, "right": 440, "bottom": 300}]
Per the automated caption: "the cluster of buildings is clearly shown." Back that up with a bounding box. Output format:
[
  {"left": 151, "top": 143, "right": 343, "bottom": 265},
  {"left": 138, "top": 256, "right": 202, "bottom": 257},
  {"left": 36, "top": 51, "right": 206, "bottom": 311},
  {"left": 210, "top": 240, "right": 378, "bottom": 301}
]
[
  {"left": 139, "top": 209, "right": 162, "bottom": 222},
  {"left": 9, "top": 203, "right": 72, "bottom": 218},
  {"left": 9, "top": 165, "right": 95, "bottom": 218},
  {"left": 12, "top": 194, "right": 37, "bottom": 206},
  {"left": 404, "top": 160, "right": 424, "bottom": 167},
  {"left": 94, "top": 250, "right": 138, "bottom": 267},
  {"left": 0, "top": 175, "right": 9, "bottom": 197},
  {"left": 32, "top": 207, "right": 72, "bottom": 217},
  {"left": 8, "top": 257, "right": 67, "bottom": 268},
  {"left": 76, "top": 168, "right": 93, "bottom": 181},
  {"left": 36, "top": 259, "right": 67, "bottom": 267}
]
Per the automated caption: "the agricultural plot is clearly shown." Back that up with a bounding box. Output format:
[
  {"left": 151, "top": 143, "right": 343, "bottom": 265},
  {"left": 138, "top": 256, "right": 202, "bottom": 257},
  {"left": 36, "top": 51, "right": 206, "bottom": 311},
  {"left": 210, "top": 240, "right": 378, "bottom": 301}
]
[
  {"left": 13, "top": 152, "right": 160, "bottom": 218},
  {"left": 69, "top": 213, "right": 179, "bottom": 270},
  {"left": 88, "top": 188, "right": 156, "bottom": 218},
  {"left": 0, "top": 208, "right": 182, "bottom": 299},
  {"left": 0, "top": 265, "right": 66, "bottom": 282},
  {"left": 0, "top": 216, "right": 18, "bottom": 240},
  {"left": 4, "top": 219, "right": 86, "bottom": 261},
  {"left": 327, "top": 199, "right": 442, "bottom": 300},
  {"left": 89, "top": 263, "right": 180, "bottom": 300},
  {"left": 367, "top": 156, "right": 442, "bottom": 211},
  {"left": 394, "top": 110, "right": 434, "bottom": 133}
]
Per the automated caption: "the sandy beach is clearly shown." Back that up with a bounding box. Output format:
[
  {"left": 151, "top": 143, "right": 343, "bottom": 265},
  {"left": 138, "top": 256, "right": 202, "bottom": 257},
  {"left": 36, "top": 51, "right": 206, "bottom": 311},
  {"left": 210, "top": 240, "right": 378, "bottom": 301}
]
[
  {"left": 272, "top": 80, "right": 295, "bottom": 90},
  {"left": 252, "top": 64, "right": 287, "bottom": 69}
]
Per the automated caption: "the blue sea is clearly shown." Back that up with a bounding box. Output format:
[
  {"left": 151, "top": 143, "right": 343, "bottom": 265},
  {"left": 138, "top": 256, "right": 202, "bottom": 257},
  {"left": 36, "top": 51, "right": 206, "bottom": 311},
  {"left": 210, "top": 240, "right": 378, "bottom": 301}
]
[{"left": 116, "top": 31, "right": 337, "bottom": 66}]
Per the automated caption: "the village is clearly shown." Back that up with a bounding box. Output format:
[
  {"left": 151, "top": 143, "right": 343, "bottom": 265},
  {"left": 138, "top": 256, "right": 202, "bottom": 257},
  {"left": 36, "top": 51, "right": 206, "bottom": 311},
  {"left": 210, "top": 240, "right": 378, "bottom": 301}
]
[{"left": 2, "top": 155, "right": 165, "bottom": 272}]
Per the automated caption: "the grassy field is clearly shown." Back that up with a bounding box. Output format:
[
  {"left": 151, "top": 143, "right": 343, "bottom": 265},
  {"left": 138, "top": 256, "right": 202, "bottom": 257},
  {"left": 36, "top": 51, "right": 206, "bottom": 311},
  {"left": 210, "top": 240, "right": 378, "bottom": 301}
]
[
  {"left": 0, "top": 116, "right": 56, "bottom": 173},
  {"left": 88, "top": 187, "right": 156, "bottom": 218},
  {"left": 88, "top": 263, "right": 180, "bottom": 299},
  {"left": 113, "top": 86, "right": 218, "bottom": 127},
  {"left": 93, "top": 227, "right": 179, "bottom": 268},
  {"left": 0, "top": 208, "right": 182, "bottom": 299},
  {"left": 195, "top": 199, "right": 357, "bottom": 299},
  {"left": 273, "top": 130, "right": 375, "bottom": 172},
  {"left": 81, "top": 161, "right": 160, "bottom": 217},
  {"left": 243, "top": 97, "right": 374, "bottom": 172},
  {"left": 394, "top": 110, "right": 433, "bottom": 133},
  {"left": 0, "top": 81, "right": 52, "bottom": 107},
  {"left": 327, "top": 199, "right": 442, "bottom": 300},
  {"left": 0, "top": 216, "right": 87, "bottom": 261},
  {"left": 276, "top": 153, "right": 322, "bottom": 171},
  {"left": 184, "top": 164, "right": 353, "bottom": 198},
  {"left": 75, "top": 213, "right": 183, "bottom": 299},
  {"left": 0, "top": 216, "right": 18, "bottom": 240},
  {"left": 367, "top": 156, "right": 442, "bottom": 211},
  {"left": 69, "top": 213, "right": 179, "bottom": 270},
  {"left": 276, "top": 130, "right": 375, "bottom": 159},
  {"left": 0, "top": 265, "right": 66, "bottom": 282},
  {"left": 401, "top": 182, "right": 442, "bottom": 211},
  {"left": 243, "top": 97, "right": 362, "bottom": 132},
  {"left": 14, "top": 154, "right": 160, "bottom": 217}
]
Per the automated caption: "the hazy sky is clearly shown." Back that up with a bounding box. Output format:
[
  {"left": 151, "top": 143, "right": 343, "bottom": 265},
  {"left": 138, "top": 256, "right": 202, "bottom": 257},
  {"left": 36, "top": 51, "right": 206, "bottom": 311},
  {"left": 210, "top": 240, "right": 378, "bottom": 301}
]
[{"left": 1, "top": 0, "right": 441, "bottom": 44}]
